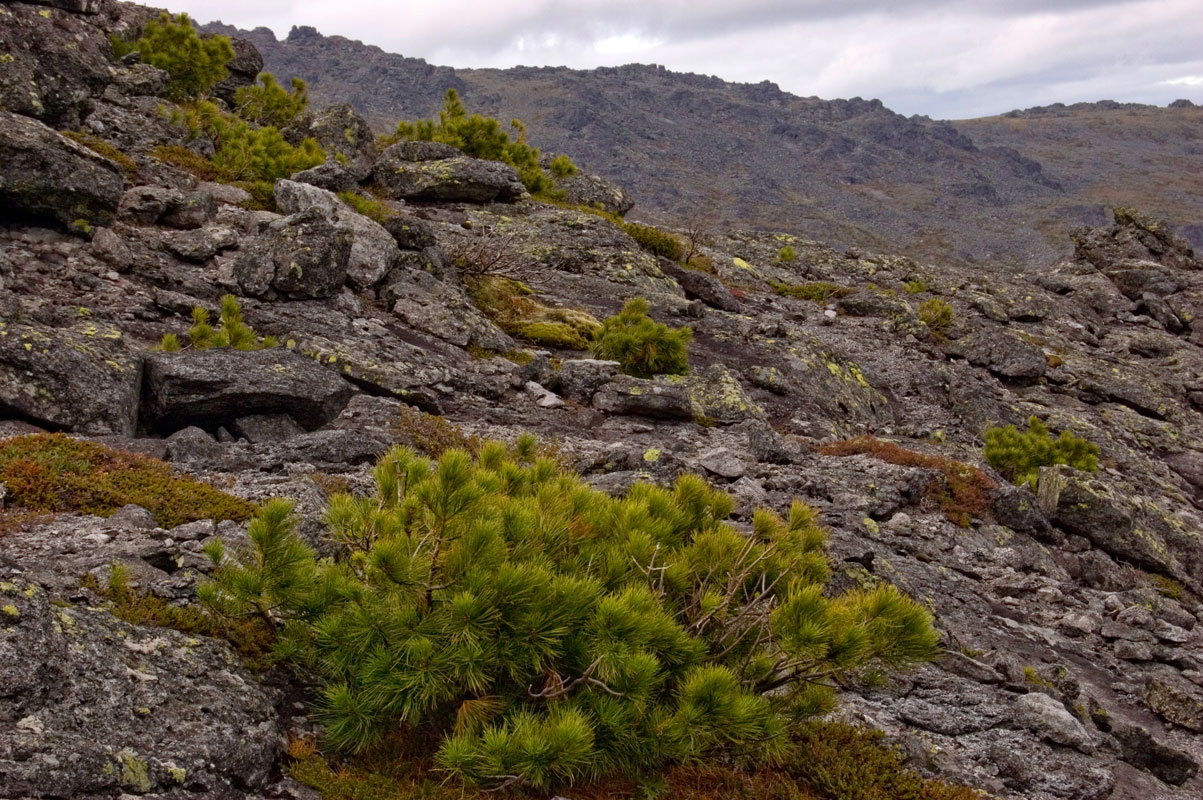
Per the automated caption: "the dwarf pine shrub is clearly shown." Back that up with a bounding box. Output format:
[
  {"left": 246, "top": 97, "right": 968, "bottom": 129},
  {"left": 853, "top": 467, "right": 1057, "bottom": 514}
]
[
  {"left": 983, "top": 416, "right": 1098, "bottom": 488},
  {"left": 778, "top": 245, "right": 797, "bottom": 263},
  {"left": 389, "top": 89, "right": 558, "bottom": 195},
  {"left": 118, "top": 13, "right": 234, "bottom": 101},
  {"left": 918, "top": 298, "right": 954, "bottom": 336},
  {"left": 160, "top": 294, "right": 277, "bottom": 351},
  {"left": 234, "top": 73, "right": 309, "bottom": 127},
  {"left": 592, "top": 298, "right": 692, "bottom": 378},
  {"left": 549, "top": 153, "right": 579, "bottom": 177},
  {"left": 172, "top": 101, "right": 325, "bottom": 183},
  {"left": 623, "top": 222, "right": 684, "bottom": 262},
  {"left": 201, "top": 440, "right": 939, "bottom": 791}
]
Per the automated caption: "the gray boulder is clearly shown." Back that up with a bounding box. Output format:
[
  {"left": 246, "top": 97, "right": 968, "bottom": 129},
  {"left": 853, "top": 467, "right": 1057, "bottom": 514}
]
[
  {"left": 291, "top": 159, "right": 359, "bottom": 193},
  {"left": 0, "top": 321, "right": 141, "bottom": 435},
  {"left": 543, "top": 155, "right": 635, "bottom": 215},
  {"left": 658, "top": 257, "right": 742, "bottom": 311},
  {"left": 592, "top": 375, "right": 695, "bottom": 420},
  {"left": 273, "top": 180, "right": 401, "bottom": 289},
  {"left": 210, "top": 37, "right": 264, "bottom": 107},
  {"left": 235, "top": 206, "right": 353, "bottom": 298},
  {"left": 284, "top": 103, "right": 378, "bottom": 181},
  {"left": 0, "top": 111, "right": 124, "bottom": 232},
  {"left": 554, "top": 359, "right": 621, "bottom": 402},
  {"left": 0, "top": 572, "right": 279, "bottom": 798},
  {"left": 374, "top": 144, "right": 526, "bottom": 203},
  {"left": 1014, "top": 692, "right": 1094, "bottom": 752},
  {"left": 141, "top": 349, "right": 355, "bottom": 432},
  {"left": 0, "top": 2, "right": 114, "bottom": 126}
]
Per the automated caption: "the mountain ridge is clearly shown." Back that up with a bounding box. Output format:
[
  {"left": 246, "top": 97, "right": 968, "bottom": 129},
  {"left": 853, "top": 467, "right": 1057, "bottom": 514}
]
[{"left": 203, "top": 20, "right": 1202, "bottom": 268}]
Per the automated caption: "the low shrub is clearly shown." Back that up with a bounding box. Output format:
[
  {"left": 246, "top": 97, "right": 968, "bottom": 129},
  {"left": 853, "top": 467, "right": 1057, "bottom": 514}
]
[
  {"left": 770, "top": 281, "right": 855, "bottom": 303},
  {"left": 0, "top": 433, "right": 256, "bottom": 528},
  {"left": 917, "top": 298, "right": 954, "bottom": 336},
  {"left": 903, "top": 280, "right": 928, "bottom": 295},
  {"left": 202, "top": 441, "right": 938, "bottom": 791},
  {"left": 173, "top": 100, "right": 325, "bottom": 183},
  {"left": 84, "top": 563, "right": 273, "bottom": 666},
  {"left": 160, "top": 294, "right": 277, "bottom": 351},
  {"left": 387, "top": 89, "right": 559, "bottom": 196},
  {"left": 623, "top": 221, "right": 684, "bottom": 262},
  {"left": 60, "top": 130, "right": 137, "bottom": 177},
  {"left": 549, "top": 154, "right": 579, "bottom": 178},
  {"left": 115, "top": 13, "right": 234, "bottom": 101},
  {"left": 818, "top": 436, "right": 996, "bottom": 528},
  {"left": 234, "top": 73, "right": 309, "bottom": 127},
  {"left": 777, "top": 245, "right": 797, "bottom": 263},
  {"left": 592, "top": 298, "right": 691, "bottom": 378},
  {"left": 788, "top": 720, "right": 979, "bottom": 800},
  {"left": 983, "top": 416, "right": 1098, "bottom": 488},
  {"left": 395, "top": 406, "right": 482, "bottom": 458}
]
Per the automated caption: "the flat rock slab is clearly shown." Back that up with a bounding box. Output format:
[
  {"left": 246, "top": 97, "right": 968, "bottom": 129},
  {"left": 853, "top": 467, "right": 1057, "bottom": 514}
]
[
  {"left": 0, "top": 111, "right": 124, "bottom": 231},
  {"left": 141, "top": 349, "right": 354, "bottom": 432},
  {"left": 373, "top": 146, "right": 526, "bottom": 203},
  {"left": 0, "top": 573, "right": 278, "bottom": 797},
  {"left": 0, "top": 320, "right": 141, "bottom": 435}
]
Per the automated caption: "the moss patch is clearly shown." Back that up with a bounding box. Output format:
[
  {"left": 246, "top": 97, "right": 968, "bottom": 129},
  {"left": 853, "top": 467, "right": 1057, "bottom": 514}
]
[{"left": 0, "top": 434, "right": 256, "bottom": 528}]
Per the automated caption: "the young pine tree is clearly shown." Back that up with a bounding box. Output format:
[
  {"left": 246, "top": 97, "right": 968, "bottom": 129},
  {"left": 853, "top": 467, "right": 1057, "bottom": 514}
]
[
  {"left": 234, "top": 73, "right": 309, "bottom": 127},
  {"left": 128, "top": 13, "right": 234, "bottom": 101},
  {"left": 591, "top": 298, "right": 692, "bottom": 378},
  {"left": 983, "top": 416, "right": 1098, "bottom": 488},
  {"left": 201, "top": 439, "right": 939, "bottom": 792}
]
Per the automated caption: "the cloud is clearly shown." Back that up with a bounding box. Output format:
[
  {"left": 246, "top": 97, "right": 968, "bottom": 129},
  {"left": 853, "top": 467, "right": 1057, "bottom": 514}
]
[{"left": 169, "top": 0, "right": 1203, "bottom": 118}]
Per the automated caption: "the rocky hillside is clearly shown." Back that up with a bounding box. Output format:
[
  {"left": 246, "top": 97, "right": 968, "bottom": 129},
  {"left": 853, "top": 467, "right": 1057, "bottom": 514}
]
[
  {"left": 3, "top": 2, "right": 1203, "bottom": 799},
  {"left": 202, "top": 22, "right": 1202, "bottom": 268}
]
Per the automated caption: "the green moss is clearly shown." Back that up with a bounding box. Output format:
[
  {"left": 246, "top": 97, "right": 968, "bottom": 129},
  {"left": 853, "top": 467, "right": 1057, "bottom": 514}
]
[
  {"left": 623, "top": 221, "right": 684, "bottom": 261},
  {"left": 770, "top": 280, "right": 855, "bottom": 302},
  {"left": 60, "top": 130, "right": 137, "bottom": 177},
  {"left": 0, "top": 433, "right": 256, "bottom": 528},
  {"left": 338, "top": 191, "right": 394, "bottom": 225},
  {"left": 116, "top": 748, "right": 151, "bottom": 793},
  {"left": 466, "top": 276, "right": 600, "bottom": 351}
]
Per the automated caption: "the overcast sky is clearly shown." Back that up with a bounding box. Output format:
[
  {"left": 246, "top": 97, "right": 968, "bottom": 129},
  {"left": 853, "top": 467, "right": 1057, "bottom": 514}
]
[{"left": 167, "top": 0, "right": 1203, "bottom": 119}]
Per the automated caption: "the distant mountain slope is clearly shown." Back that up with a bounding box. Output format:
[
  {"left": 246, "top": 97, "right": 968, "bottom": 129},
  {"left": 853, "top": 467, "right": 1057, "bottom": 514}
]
[
  {"left": 954, "top": 102, "right": 1203, "bottom": 252},
  {"left": 204, "top": 23, "right": 1201, "bottom": 267}
]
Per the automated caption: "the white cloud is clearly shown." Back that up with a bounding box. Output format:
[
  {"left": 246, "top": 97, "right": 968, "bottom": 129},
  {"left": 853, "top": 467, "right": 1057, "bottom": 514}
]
[{"left": 168, "top": 0, "right": 1203, "bottom": 118}]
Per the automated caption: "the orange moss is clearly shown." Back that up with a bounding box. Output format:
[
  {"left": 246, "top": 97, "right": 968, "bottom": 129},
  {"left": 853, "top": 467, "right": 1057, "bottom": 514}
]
[
  {"left": 0, "top": 433, "right": 256, "bottom": 528},
  {"left": 819, "top": 436, "right": 995, "bottom": 527}
]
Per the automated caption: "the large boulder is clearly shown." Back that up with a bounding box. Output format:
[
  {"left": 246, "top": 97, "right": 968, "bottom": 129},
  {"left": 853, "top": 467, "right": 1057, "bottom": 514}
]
[
  {"left": 1073, "top": 207, "right": 1199, "bottom": 272},
  {"left": 283, "top": 103, "right": 378, "bottom": 181},
  {"left": 0, "top": 571, "right": 279, "bottom": 797},
  {"left": 592, "top": 375, "right": 695, "bottom": 420},
  {"left": 234, "top": 206, "right": 353, "bottom": 298},
  {"left": 0, "top": 321, "right": 141, "bottom": 435},
  {"left": 658, "top": 257, "right": 742, "bottom": 311},
  {"left": 141, "top": 349, "right": 355, "bottom": 432},
  {"left": 273, "top": 180, "right": 401, "bottom": 288},
  {"left": 0, "top": 112, "right": 124, "bottom": 232},
  {"left": 373, "top": 144, "right": 526, "bottom": 203},
  {"left": 0, "top": 2, "right": 114, "bottom": 126},
  {"left": 543, "top": 154, "right": 635, "bottom": 215},
  {"left": 210, "top": 36, "right": 264, "bottom": 107}
]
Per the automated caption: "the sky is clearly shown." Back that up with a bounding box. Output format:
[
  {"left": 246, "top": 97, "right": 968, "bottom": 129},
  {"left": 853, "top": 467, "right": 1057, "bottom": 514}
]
[{"left": 166, "top": 0, "right": 1203, "bottom": 119}]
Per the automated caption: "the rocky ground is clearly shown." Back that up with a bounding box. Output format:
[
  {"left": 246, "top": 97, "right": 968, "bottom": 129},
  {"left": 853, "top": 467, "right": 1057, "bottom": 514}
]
[{"left": 2, "top": 2, "right": 1203, "bottom": 798}]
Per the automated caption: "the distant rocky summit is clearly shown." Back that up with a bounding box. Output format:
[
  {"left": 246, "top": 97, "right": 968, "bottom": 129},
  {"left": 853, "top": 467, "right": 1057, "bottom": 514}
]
[{"left": 1, "top": 2, "right": 1203, "bottom": 799}]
